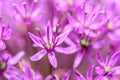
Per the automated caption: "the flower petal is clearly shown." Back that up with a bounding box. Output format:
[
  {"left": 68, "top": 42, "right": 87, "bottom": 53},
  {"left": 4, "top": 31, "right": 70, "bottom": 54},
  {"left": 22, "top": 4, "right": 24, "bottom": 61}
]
[
  {"left": 96, "top": 51, "right": 105, "bottom": 67},
  {"left": 95, "top": 67, "right": 105, "bottom": 75},
  {"left": 108, "top": 51, "right": 120, "bottom": 67},
  {"left": 86, "top": 65, "right": 94, "bottom": 80},
  {"left": 74, "top": 69, "right": 85, "bottom": 80},
  {"left": 28, "top": 32, "right": 43, "bottom": 48},
  {"left": 62, "top": 70, "right": 71, "bottom": 80},
  {"left": 30, "top": 50, "right": 46, "bottom": 61},
  {"left": 92, "top": 39, "right": 106, "bottom": 49},
  {"left": 112, "top": 66, "right": 120, "bottom": 76},
  {"left": 48, "top": 52, "right": 57, "bottom": 68},
  {"left": 55, "top": 30, "right": 71, "bottom": 46},
  {"left": 8, "top": 51, "right": 25, "bottom": 65},
  {"left": 55, "top": 46, "right": 79, "bottom": 54},
  {"left": 73, "top": 51, "right": 85, "bottom": 68},
  {"left": 0, "top": 40, "right": 6, "bottom": 50}
]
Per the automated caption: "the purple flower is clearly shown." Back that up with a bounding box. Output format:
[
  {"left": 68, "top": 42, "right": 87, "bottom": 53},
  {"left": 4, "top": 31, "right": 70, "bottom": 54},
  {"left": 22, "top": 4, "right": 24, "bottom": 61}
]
[
  {"left": 53, "top": 0, "right": 83, "bottom": 12},
  {"left": 68, "top": 1, "right": 104, "bottom": 37},
  {"left": 12, "top": 0, "right": 42, "bottom": 25},
  {"left": 0, "top": 51, "right": 25, "bottom": 80},
  {"left": 74, "top": 65, "right": 94, "bottom": 80},
  {"left": 95, "top": 51, "right": 120, "bottom": 80},
  {"left": 0, "top": 18, "right": 12, "bottom": 50},
  {"left": 28, "top": 24, "right": 71, "bottom": 68}
]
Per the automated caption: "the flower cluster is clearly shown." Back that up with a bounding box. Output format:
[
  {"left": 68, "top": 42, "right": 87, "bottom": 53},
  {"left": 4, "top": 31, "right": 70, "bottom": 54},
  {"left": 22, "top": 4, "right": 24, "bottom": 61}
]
[{"left": 0, "top": 0, "right": 120, "bottom": 80}]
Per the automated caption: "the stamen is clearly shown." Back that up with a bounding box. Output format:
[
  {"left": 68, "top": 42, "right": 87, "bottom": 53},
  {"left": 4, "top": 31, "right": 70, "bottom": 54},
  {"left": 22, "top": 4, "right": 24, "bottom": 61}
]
[{"left": 105, "top": 66, "right": 111, "bottom": 72}]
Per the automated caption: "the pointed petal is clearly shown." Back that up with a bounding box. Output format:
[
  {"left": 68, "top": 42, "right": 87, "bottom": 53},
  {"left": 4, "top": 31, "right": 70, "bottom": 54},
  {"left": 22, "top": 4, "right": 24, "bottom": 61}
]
[
  {"left": 73, "top": 51, "right": 85, "bottom": 68},
  {"left": 108, "top": 51, "right": 120, "bottom": 67},
  {"left": 55, "top": 46, "right": 79, "bottom": 54},
  {"left": 95, "top": 67, "right": 105, "bottom": 75},
  {"left": 2, "top": 24, "right": 12, "bottom": 40},
  {"left": 94, "top": 75, "right": 105, "bottom": 80},
  {"left": 92, "top": 39, "right": 106, "bottom": 49},
  {"left": 62, "top": 70, "right": 71, "bottom": 80},
  {"left": 30, "top": 50, "right": 46, "bottom": 61},
  {"left": 112, "top": 66, "right": 120, "bottom": 76},
  {"left": 86, "top": 65, "right": 94, "bottom": 80},
  {"left": 55, "top": 30, "right": 71, "bottom": 46},
  {"left": 96, "top": 51, "right": 105, "bottom": 67},
  {"left": 74, "top": 69, "right": 86, "bottom": 80},
  {"left": 28, "top": 32, "right": 43, "bottom": 48},
  {"left": 8, "top": 51, "right": 25, "bottom": 65},
  {"left": 24, "top": 63, "right": 33, "bottom": 79},
  {"left": 48, "top": 52, "right": 57, "bottom": 68},
  {"left": 0, "top": 40, "right": 6, "bottom": 50},
  {"left": 67, "top": 13, "right": 80, "bottom": 28}
]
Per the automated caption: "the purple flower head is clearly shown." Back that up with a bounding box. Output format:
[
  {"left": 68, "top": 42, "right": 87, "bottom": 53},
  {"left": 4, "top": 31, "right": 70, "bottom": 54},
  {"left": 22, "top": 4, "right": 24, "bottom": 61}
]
[
  {"left": 95, "top": 51, "right": 120, "bottom": 80},
  {"left": 68, "top": 1, "right": 104, "bottom": 38},
  {"left": 0, "top": 18, "right": 12, "bottom": 50},
  {"left": 53, "top": 0, "right": 83, "bottom": 12},
  {"left": 74, "top": 65, "right": 94, "bottom": 80},
  {"left": 0, "top": 51, "right": 25, "bottom": 80},
  {"left": 12, "top": 0, "right": 42, "bottom": 25},
  {"left": 28, "top": 23, "right": 71, "bottom": 68}
]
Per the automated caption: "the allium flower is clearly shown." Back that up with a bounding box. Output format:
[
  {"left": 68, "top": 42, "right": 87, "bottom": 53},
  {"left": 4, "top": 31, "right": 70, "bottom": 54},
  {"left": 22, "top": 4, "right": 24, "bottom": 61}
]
[
  {"left": 28, "top": 24, "right": 71, "bottom": 68},
  {"left": 95, "top": 51, "right": 120, "bottom": 80},
  {"left": 0, "top": 18, "right": 12, "bottom": 50},
  {"left": 10, "top": 60, "right": 42, "bottom": 80},
  {"left": 45, "top": 70, "right": 71, "bottom": 80},
  {"left": 0, "top": 51, "right": 24, "bottom": 80},
  {"left": 53, "top": 0, "right": 83, "bottom": 12},
  {"left": 13, "top": 0, "right": 42, "bottom": 25},
  {"left": 68, "top": 1, "right": 103, "bottom": 37},
  {"left": 74, "top": 65, "right": 94, "bottom": 80}
]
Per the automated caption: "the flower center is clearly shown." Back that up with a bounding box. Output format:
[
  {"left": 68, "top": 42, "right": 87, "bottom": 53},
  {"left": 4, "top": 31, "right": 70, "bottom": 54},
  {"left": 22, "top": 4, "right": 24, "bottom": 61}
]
[
  {"left": 107, "top": 22, "right": 114, "bottom": 30},
  {"left": 105, "top": 66, "right": 111, "bottom": 72},
  {"left": 46, "top": 42, "right": 54, "bottom": 50},
  {"left": 84, "top": 21, "right": 89, "bottom": 27},
  {"left": 0, "top": 62, "right": 6, "bottom": 70},
  {"left": 68, "top": 0, "right": 73, "bottom": 6},
  {"left": 80, "top": 39, "right": 90, "bottom": 47}
]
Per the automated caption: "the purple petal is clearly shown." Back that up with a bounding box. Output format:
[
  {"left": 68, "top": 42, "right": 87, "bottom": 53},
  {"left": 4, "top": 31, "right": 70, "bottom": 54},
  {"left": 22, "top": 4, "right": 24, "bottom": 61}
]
[
  {"left": 94, "top": 75, "right": 106, "bottom": 80},
  {"left": 108, "top": 51, "right": 120, "bottom": 67},
  {"left": 86, "top": 65, "right": 94, "bottom": 80},
  {"left": 68, "top": 13, "right": 80, "bottom": 28},
  {"left": 55, "top": 30, "right": 71, "bottom": 46},
  {"left": 24, "top": 63, "right": 33, "bottom": 79},
  {"left": 30, "top": 49, "right": 46, "bottom": 61},
  {"left": 0, "top": 40, "right": 6, "bottom": 50},
  {"left": 74, "top": 69, "right": 85, "bottom": 80},
  {"left": 2, "top": 25, "right": 12, "bottom": 40},
  {"left": 95, "top": 67, "right": 105, "bottom": 75},
  {"left": 92, "top": 39, "right": 106, "bottom": 49},
  {"left": 113, "top": 66, "right": 120, "bottom": 76},
  {"left": 28, "top": 32, "right": 43, "bottom": 48},
  {"left": 62, "top": 70, "right": 71, "bottom": 80},
  {"left": 48, "top": 52, "right": 57, "bottom": 68},
  {"left": 55, "top": 46, "right": 79, "bottom": 54},
  {"left": 8, "top": 51, "right": 25, "bottom": 65},
  {"left": 73, "top": 51, "right": 85, "bottom": 68},
  {"left": 96, "top": 51, "right": 105, "bottom": 67}
]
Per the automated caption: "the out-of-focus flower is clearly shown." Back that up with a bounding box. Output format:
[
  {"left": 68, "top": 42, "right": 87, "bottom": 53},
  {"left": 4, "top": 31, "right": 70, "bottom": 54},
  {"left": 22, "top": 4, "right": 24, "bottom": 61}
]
[
  {"left": 28, "top": 23, "right": 71, "bottom": 68},
  {"left": 0, "top": 51, "right": 25, "bottom": 80},
  {"left": 12, "top": 0, "right": 42, "bottom": 25},
  {"left": 53, "top": 0, "right": 83, "bottom": 12},
  {"left": 9, "top": 60, "right": 42, "bottom": 80},
  {"left": 0, "top": 18, "right": 12, "bottom": 50},
  {"left": 74, "top": 65, "right": 94, "bottom": 80},
  {"left": 95, "top": 51, "right": 120, "bottom": 80},
  {"left": 68, "top": 1, "right": 103, "bottom": 37}
]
